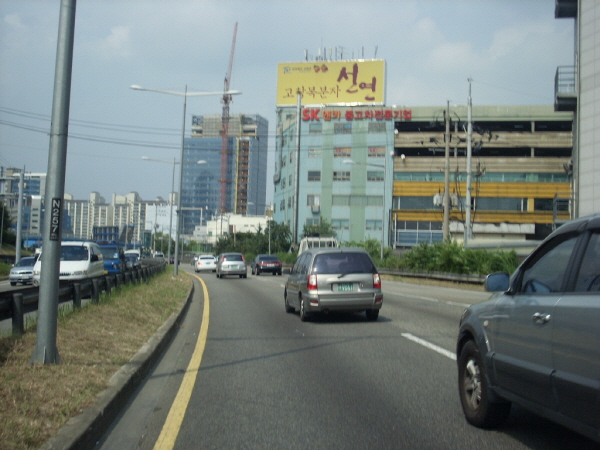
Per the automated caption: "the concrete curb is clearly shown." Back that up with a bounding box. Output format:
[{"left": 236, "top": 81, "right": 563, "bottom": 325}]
[{"left": 39, "top": 282, "right": 195, "bottom": 450}]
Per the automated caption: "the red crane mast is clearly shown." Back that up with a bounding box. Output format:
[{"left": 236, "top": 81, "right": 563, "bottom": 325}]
[{"left": 220, "top": 22, "right": 238, "bottom": 214}]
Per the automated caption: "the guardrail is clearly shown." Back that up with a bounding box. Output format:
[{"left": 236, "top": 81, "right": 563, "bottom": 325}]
[
  {"left": 0, "top": 260, "right": 167, "bottom": 336},
  {"left": 379, "top": 268, "right": 485, "bottom": 285},
  {"left": 282, "top": 264, "right": 486, "bottom": 285}
]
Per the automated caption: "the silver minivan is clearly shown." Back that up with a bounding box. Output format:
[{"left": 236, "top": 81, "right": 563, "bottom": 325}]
[
  {"left": 457, "top": 213, "right": 600, "bottom": 444},
  {"left": 284, "top": 247, "right": 383, "bottom": 321}
]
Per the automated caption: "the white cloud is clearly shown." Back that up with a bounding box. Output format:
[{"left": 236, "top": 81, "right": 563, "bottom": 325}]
[
  {"left": 98, "top": 26, "right": 132, "bottom": 59},
  {"left": 4, "top": 12, "right": 26, "bottom": 30}
]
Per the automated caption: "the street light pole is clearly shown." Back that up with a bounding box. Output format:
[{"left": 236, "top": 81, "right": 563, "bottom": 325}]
[
  {"left": 131, "top": 84, "right": 241, "bottom": 275},
  {"left": 142, "top": 156, "right": 177, "bottom": 263}
]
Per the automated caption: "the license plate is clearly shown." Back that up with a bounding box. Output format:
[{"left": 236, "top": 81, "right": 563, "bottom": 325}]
[{"left": 337, "top": 282, "right": 354, "bottom": 292}]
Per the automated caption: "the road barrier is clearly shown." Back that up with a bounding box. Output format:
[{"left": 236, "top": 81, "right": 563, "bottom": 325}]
[{"left": 0, "top": 260, "right": 167, "bottom": 335}]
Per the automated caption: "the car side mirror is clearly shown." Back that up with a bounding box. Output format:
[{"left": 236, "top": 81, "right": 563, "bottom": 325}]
[{"left": 485, "top": 272, "right": 510, "bottom": 292}]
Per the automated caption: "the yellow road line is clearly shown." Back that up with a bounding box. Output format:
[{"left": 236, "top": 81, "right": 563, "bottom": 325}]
[{"left": 153, "top": 273, "right": 209, "bottom": 450}]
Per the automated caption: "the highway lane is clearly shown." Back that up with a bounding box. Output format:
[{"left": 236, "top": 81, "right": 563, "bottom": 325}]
[{"left": 96, "top": 267, "right": 600, "bottom": 450}]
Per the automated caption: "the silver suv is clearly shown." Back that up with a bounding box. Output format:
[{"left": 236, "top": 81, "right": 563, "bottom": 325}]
[
  {"left": 215, "top": 252, "right": 247, "bottom": 279},
  {"left": 284, "top": 247, "right": 383, "bottom": 321},
  {"left": 457, "top": 213, "right": 600, "bottom": 444}
]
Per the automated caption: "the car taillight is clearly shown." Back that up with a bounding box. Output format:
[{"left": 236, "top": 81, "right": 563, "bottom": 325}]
[
  {"left": 373, "top": 273, "right": 381, "bottom": 289},
  {"left": 307, "top": 274, "right": 318, "bottom": 290},
  {"left": 242, "top": 255, "right": 245, "bottom": 262}
]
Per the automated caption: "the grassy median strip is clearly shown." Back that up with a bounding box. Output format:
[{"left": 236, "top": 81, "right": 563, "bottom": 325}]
[{"left": 0, "top": 268, "right": 191, "bottom": 450}]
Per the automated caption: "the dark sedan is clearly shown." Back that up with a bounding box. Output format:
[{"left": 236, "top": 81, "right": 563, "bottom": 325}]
[
  {"left": 251, "top": 254, "right": 282, "bottom": 276},
  {"left": 457, "top": 213, "right": 600, "bottom": 444}
]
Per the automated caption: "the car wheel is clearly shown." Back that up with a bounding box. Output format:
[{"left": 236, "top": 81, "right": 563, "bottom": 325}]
[
  {"left": 10, "top": 282, "right": 17, "bottom": 286},
  {"left": 256, "top": 268, "right": 260, "bottom": 276},
  {"left": 366, "top": 309, "right": 379, "bottom": 321},
  {"left": 284, "top": 290, "right": 294, "bottom": 313},
  {"left": 277, "top": 271, "right": 282, "bottom": 276},
  {"left": 299, "top": 296, "right": 310, "bottom": 322},
  {"left": 458, "top": 340, "right": 511, "bottom": 428}
]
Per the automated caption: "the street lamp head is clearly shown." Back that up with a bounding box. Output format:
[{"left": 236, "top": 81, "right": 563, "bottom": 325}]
[
  {"left": 130, "top": 85, "right": 144, "bottom": 90},
  {"left": 197, "top": 160, "right": 207, "bottom": 165},
  {"left": 343, "top": 159, "right": 355, "bottom": 165}
]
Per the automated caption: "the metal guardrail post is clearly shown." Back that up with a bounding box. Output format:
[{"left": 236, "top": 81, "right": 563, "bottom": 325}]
[
  {"left": 73, "top": 283, "right": 81, "bottom": 309},
  {"left": 91, "top": 278, "right": 100, "bottom": 304},
  {"left": 12, "top": 293, "right": 25, "bottom": 335}
]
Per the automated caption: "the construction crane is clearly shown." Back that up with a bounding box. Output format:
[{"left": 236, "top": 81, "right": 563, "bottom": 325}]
[{"left": 220, "top": 22, "right": 238, "bottom": 215}]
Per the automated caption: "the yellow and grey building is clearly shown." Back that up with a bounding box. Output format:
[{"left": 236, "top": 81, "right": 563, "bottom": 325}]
[{"left": 392, "top": 105, "right": 573, "bottom": 246}]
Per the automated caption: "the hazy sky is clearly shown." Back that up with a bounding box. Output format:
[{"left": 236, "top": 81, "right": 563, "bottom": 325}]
[{"left": 0, "top": 0, "right": 574, "bottom": 204}]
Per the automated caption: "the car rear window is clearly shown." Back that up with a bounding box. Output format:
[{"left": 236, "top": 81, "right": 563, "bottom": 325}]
[
  {"left": 224, "top": 254, "right": 243, "bottom": 262},
  {"left": 200, "top": 256, "right": 214, "bottom": 260},
  {"left": 311, "top": 252, "right": 375, "bottom": 274},
  {"left": 260, "top": 256, "right": 280, "bottom": 262}
]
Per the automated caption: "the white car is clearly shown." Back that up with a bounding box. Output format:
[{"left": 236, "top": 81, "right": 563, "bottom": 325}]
[
  {"left": 33, "top": 241, "right": 104, "bottom": 286},
  {"left": 195, "top": 254, "right": 217, "bottom": 272}
]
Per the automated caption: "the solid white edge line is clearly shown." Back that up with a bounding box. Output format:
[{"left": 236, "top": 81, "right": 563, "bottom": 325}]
[{"left": 401, "top": 333, "right": 457, "bottom": 361}]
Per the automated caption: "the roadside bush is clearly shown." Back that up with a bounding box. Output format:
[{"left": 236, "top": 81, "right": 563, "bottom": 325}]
[
  {"left": 0, "top": 262, "right": 10, "bottom": 277},
  {"left": 402, "top": 241, "right": 518, "bottom": 275}
]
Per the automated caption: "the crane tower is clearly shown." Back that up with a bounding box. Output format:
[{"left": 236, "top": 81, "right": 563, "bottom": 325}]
[{"left": 220, "top": 22, "right": 238, "bottom": 214}]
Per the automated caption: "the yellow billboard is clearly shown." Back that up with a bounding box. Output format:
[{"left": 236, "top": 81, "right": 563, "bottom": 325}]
[{"left": 276, "top": 60, "right": 385, "bottom": 106}]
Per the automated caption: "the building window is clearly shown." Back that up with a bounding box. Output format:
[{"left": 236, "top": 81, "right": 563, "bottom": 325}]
[
  {"left": 368, "top": 122, "right": 386, "bottom": 133},
  {"left": 366, "top": 219, "right": 382, "bottom": 230},
  {"left": 308, "top": 171, "right": 321, "bottom": 182},
  {"left": 333, "top": 195, "right": 382, "bottom": 206},
  {"left": 305, "top": 218, "right": 320, "bottom": 226},
  {"left": 368, "top": 146, "right": 386, "bottom": 158},
  {"left": 331, "top": 219, "right": 349, "bottom": 230},
  {"left": 308, "top": 148, "right": 322, "bottom": 158},
  {"left": 309, "top": 123, "right": 322, "bottom": 134},
  {"left": 476, "top": 197, "right": 527, "bottom": 211},
  {"left": 367, "top": 171, "right": 384, "bottom": 181},
  {"left": 334, "top": 147, "right": 351, "bottom": 158},
  {"left": 307, "top": 194, "right": 320, "bottom": 206},
  {"left": 280, "top": 200, "right": 285, "bottom": 211},
  {"left": 333, "top": 171, "right": 351, "bottom": 181},
  {"left": 394, "top": 196, "right": 435, "bottom": 210},
  {"left": 334, "top": 123, "right": 352, "bottom": 134}
]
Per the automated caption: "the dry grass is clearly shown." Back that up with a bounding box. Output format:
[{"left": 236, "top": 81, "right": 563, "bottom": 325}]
[{"left": 0, "top": 268, "right": 191, "bottom": 450}]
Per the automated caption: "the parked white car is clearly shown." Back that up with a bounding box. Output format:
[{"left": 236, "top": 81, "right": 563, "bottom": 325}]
[{"left": 32, "top": 241, "right": 104, "bottom": 286}]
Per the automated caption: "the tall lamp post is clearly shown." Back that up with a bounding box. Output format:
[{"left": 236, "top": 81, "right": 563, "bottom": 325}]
[
  {"left": 131, "top": 85, "right": 241, "bottom": 275},
  {"left": 344, "top": 153, "right": 391, "bottom": 261},
  {"left": 142, "top": 157, "right": 177, "bottom": 263}
]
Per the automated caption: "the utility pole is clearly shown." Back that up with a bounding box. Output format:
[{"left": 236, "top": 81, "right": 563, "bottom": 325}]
[
  {"left": 293, "top": 92, "right": 302, "bottom": 245},
  {"left": 442, "top": 101, "right": 450, "bottom": 241},
  {"left": 464, "top": 79, "right": 473, "bottom": 244},
  {"left": 15, "top": 169, "right": 24, "bottom": 263},
  {"left": 32, "top": 0, "right": 77, "bottom": 365}
]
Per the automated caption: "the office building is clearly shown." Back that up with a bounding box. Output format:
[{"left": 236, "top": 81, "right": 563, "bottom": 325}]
[
  {"left": 393, "top": 105, "right": 572, "bottom": 246},
  {"left": 186, "top": 113, "right": 268, "bottom": 235}
]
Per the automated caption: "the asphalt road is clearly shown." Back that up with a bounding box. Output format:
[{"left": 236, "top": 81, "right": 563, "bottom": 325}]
[{"left": 94, "top": 267, "right": 600, "bottom": 450}]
